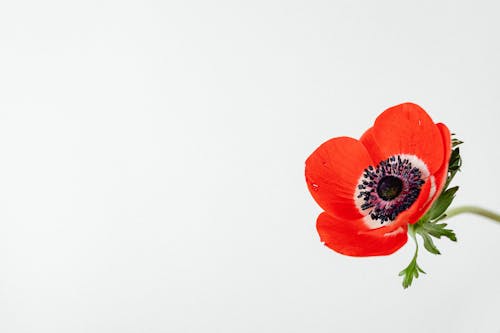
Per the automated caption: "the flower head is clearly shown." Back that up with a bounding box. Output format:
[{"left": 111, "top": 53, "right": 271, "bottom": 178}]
[{"left": 305, "top": 103, "right": 452, "bottom": 256}]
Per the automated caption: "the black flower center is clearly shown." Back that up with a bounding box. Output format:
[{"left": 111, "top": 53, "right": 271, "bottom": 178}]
[
  {"left": 377, "top": 176, "right": 403, "bottom": 201},
  {"left": 356, "top": 155, "right": 425, "bottom": 224}
]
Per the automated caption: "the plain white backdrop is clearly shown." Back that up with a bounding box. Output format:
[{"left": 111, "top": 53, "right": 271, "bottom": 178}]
[{"left": 0, "top": 1, "right": 499, "bottom": 332}]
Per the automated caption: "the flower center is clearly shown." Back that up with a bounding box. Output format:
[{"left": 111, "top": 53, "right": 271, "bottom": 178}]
[
  {"left": 377, "top": 176, "right": 403, "bottom": 201},
  {"left": 355, "top": 155, "right": 426, "bottom": 224}
]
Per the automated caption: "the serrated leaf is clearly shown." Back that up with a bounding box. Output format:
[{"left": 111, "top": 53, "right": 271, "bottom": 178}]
[
  {"left": 399, "top": 229, "right": 426, "bottom": 289},
  {"left": 429, "top": 186, "right": 459, "bottom": 220},
  {"left": 431, "top": 223, "right": 457, "bottom": 242},
  {"left": 399, "top": 255, "right": 426, "bottom": 289},
  {"left": 418, "top": 220, "right": 457, "bottom": 242},
  {"left": 420, "top": 232, "right": 441, "bottom": 255}
]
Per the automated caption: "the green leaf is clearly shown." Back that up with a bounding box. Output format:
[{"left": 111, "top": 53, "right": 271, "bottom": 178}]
[
  {"left": 428, "top": 186, "right": 459, "bottom": 220},
  {"left": 432, "top": 213, "right": 448, "bottom": 223},
  {"left": 451, "top": 137, "right": 463, "bottom": 148},
  {"left": 414, "top": 210, "right": 457, "bottom": 256},
  {"left": 399, "top": 252, "right": 426, "bottom": 289},
  {"left": 445, "top": 147, "right": 462, "bottom": 189},
  {"left": 420, "top": 232, "right": 441, "bottom": 255},
  {"left": 415, "top": 219, "right": 457, "bottom": 243},
  {"left": 399, "top": 227, "right": 425, "bottom": 289},
  {"left": 448, "top": 147, "right": 462, "bottom": 172},
  {"left": 426, "top": 222, "right": 457, "bottom": 242}
]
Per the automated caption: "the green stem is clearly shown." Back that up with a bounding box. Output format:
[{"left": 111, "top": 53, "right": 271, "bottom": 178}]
[{"left": 444, "top": 205, "right": 500, "bottom": 223}]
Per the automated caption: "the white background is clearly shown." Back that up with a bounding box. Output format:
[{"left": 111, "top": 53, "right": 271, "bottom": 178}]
[{"left": 1, "top": 1, "right": 499, "bottom": 332}]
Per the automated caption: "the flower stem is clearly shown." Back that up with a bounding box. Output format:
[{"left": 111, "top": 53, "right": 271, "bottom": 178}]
[{"left": 444, "top": 205, "right": 500, "bottom": 223}]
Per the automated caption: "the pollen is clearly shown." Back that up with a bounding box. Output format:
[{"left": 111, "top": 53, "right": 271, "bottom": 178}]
[{"left": 356, "top": 155, "right": 425, "bottom": 224}]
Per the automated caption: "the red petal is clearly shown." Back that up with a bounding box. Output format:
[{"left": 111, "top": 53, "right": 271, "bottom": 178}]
[
  {"left": 411, "top": 123, "right": 452, "bottom": 221},
  {"left": 371, "top": 103, "right": 444, "bottom": 174},
  {"left": 359, "top": 127, "right": 385, "bottom": 165},
  {"left": 435, "top": 123, "right": 452, "bottom": 189},
  {"left": 305, "top": 137, "right": 373, "bottom": 220},
  {"left": 316, "top": 212, "right": 408, "bottom": 257}
]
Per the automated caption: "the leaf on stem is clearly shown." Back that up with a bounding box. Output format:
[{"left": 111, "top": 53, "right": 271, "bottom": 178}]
[
  {"left": 399, "top": 250, "right": 426, "bottom": 289},
  {"left": 398, "top": 135, "right": 462, "bottom": 288}
]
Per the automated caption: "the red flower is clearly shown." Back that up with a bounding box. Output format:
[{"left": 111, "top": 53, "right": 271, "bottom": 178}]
[{"left": 305, "top": 103, "right": 452, "bottom": 256}]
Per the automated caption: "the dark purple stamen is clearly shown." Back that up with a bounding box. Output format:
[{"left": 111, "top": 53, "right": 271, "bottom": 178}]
[{"left": 357, "top": 156, "right": 425, "bottom": 224}]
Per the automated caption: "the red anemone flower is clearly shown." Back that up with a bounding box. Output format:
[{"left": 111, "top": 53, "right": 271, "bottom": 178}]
[{"left": 305, "top": 103, "right": 452, "bottom": 256}]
